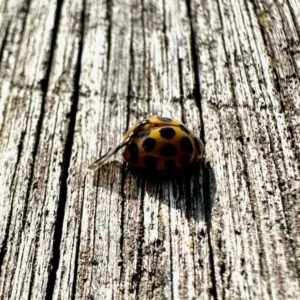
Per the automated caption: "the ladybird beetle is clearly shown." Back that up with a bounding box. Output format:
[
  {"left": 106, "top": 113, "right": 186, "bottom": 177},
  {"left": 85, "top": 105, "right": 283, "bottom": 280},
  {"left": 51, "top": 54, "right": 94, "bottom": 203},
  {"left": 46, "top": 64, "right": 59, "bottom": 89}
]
[{"left": 88, "top": 116, "right": 204, "bottom": 171}]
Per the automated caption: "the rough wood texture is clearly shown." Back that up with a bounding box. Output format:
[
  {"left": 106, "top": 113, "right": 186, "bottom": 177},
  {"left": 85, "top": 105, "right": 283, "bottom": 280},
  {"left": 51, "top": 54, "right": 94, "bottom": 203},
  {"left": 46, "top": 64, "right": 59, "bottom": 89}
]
[{"left": 0, "top": 0, "right": 299, "bottom": 299}]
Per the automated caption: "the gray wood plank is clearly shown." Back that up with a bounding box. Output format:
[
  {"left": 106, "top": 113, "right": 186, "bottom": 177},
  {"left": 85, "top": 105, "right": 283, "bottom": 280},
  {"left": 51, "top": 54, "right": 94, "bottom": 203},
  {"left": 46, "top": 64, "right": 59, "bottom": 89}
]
[
  {"left": 194, "top": 0, "right": 300, "bottom": 298},
  {"left": 0, "top": 0, "right": 299, "bottom": 299}
]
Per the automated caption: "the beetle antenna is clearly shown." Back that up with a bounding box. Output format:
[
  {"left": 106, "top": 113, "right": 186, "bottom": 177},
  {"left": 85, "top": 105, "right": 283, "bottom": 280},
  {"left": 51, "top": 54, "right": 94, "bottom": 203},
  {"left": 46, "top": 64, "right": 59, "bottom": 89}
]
[{"left": 88, "top": 137, "right": 131, "bottom": 171}]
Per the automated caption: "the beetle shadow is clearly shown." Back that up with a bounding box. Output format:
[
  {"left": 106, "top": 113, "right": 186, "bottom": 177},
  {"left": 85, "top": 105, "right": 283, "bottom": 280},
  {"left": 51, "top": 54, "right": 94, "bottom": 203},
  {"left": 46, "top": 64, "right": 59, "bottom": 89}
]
[
  {"left": 136, "top": 162, "right": 216, "bottom": 228},
  {"left": 91, "top": 160, "right": 216, "bottom": 230}
]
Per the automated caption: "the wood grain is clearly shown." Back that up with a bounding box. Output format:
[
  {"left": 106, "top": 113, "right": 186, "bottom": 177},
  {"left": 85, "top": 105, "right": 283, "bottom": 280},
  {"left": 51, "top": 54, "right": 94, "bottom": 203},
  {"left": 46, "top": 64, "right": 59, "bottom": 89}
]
[{"left": 0, "top": 0, "right": 299, "bottom": 299}]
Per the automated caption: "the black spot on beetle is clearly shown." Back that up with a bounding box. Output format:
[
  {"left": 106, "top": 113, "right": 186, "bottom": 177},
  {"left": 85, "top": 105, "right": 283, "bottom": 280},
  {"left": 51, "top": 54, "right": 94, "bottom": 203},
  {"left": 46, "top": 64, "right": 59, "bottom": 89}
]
[
  {"left": 179, "top": 124, "right": 190, "bottom": 135},
  {"left": 180, "top": 155, "right": 190, "bottom": 165},
  {"left": 164, "top": 160, "right": 176, "bottom": 170},
  {"left": 180, "top": 137, "right": 194, "bottom": 153},
  {"left": 157, "top": 116, "right": 172, "bottom": 122},
  {"left": 128, "top": 142, "right": 139, "bottom": 162},
  {"left": 138, "top": 130, "right": 151, "bottom": 138},
  {"left": 144, "top": 156, "right": 157, "bottom": 169},
  {"left": 159, "top": 127, "right": 176, "bottom": 139},
  {"left": 160, "top": 144, "right": 177, "bottom": 157},
  {"left": 142, "top": 137, "right": 156, "bottom": 152},
  {"left": 128, "top": 142, "right": 138, "bottom": 154}
]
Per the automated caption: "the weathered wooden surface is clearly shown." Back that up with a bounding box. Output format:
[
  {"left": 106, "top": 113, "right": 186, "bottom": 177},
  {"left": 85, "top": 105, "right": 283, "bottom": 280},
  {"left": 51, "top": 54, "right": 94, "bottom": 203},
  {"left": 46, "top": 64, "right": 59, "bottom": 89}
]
[{"left": 0, "top": 0, "right": 299, "bottom": 299}]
